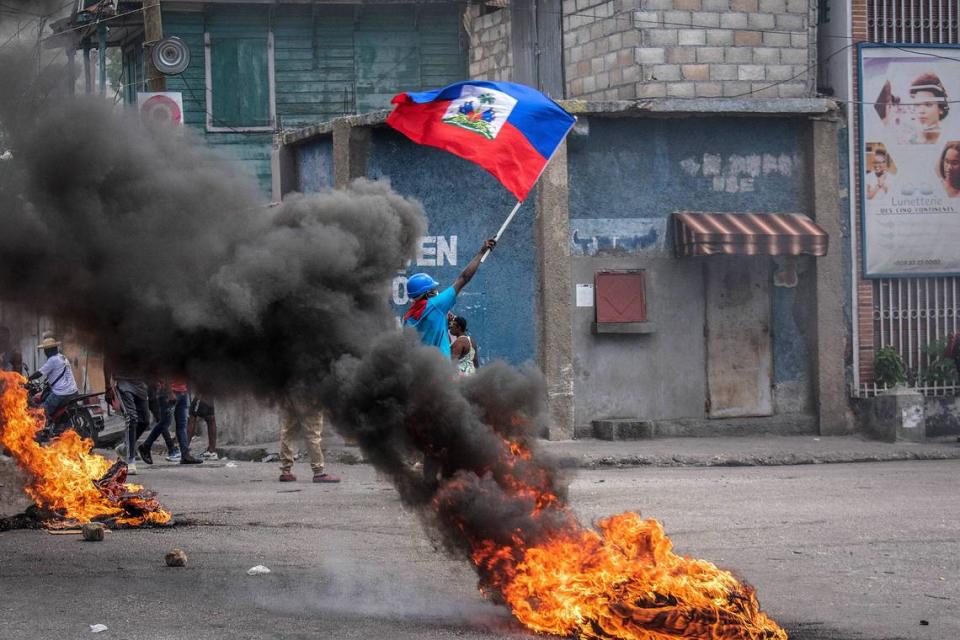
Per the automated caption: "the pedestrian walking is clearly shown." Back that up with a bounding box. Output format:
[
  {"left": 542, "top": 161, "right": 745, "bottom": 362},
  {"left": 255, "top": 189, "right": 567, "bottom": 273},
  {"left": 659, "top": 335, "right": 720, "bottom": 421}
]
[
  {"left": 448, "top": 316, "right": 479, "bottom": 376},
  {"left": 105, "top": 361, "right": 149, "bottom": 476},
  {"left": 137, "top": 381, "right": 179, "bottom": 462},
  {"left": 139, "top": 379, "right": 202, "bottom": 465},
  {"left": 403, "top": 238, "right": 495, "bottom": 356},
  {"left": 187, "top": 394, "right": 219, "bottom": 460},
  {"left": 278, "top": 395, "right": 340, "bottom": 483}
]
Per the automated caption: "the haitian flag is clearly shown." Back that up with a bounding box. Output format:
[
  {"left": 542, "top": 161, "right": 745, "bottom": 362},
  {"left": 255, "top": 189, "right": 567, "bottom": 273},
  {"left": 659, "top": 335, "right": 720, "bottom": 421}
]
[{"left": 386, "top": 81, "right": 576, "bottom": 201}]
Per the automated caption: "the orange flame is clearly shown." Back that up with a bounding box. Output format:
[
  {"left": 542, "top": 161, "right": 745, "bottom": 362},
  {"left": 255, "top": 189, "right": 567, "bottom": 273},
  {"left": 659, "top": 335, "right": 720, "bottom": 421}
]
[
  {"left": 444, "top": 436, "right": 787, "bottom": 640},
  {"left": 0, "top": 371, "right": 171, "bottom": 528}
]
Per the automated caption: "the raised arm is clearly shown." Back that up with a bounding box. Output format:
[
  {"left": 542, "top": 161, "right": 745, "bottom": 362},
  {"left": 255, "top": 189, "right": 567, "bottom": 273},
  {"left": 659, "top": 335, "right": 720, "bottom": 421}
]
[{"left": 452, "top": 238, "right": 496, "bottom": 294}]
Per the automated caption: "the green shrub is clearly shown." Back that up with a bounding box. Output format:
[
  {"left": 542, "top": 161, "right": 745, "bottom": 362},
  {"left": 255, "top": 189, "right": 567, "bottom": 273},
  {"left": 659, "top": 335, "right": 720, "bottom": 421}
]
[
  {"left": 874, "top": 346, "right": 908, "bottom": 387},
  {"left": 919, "top": 338, "right": 959, "bottom": 385}
]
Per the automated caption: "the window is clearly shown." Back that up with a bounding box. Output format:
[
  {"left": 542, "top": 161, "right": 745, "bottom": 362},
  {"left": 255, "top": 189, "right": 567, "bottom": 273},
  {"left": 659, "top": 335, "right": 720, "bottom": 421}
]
[
  {"left": 866, "top": 0, "right": 959, "bottom": 43},
  {"left": 204, "top": 31, "right": 274, "bottom": 131}
]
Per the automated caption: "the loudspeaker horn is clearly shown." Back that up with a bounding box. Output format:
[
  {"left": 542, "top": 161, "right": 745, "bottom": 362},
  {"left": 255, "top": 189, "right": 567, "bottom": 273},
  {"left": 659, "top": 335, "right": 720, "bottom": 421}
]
[{"left": 151, "top": 36, "right": 190, "bottom": 75}]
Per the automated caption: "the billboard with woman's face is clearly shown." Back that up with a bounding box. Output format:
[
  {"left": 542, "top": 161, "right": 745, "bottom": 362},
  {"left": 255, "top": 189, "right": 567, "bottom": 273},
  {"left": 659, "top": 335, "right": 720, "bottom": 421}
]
[{"left": 859, "top": 45, "right": 960, "bottom": 277}]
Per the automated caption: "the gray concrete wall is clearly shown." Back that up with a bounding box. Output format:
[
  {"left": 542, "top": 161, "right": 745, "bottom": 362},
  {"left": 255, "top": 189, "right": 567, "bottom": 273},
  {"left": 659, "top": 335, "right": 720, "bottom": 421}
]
[
  {"left": 572, "top": 254, "right": 707, "bottom": 424},
  {"left": 567, "top": 114, "right": 819, "bottom": 430},
  {"left": 536, "top": 143, "right": 575, "bottom": 438},
  {"left": 771, "top": 256, "right": 817, "bottom": 414},
  {"left": 924, "top": 395, "right": 960, "bottom": 438},
  {"left": 809, "top": 117, "right": 854, "bottom": 435}
]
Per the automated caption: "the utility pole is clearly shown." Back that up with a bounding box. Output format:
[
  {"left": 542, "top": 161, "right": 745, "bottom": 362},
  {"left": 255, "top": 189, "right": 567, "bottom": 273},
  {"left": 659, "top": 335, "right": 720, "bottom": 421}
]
[{"left": 143, "top": 0, "right": 165, "bottom": 91}]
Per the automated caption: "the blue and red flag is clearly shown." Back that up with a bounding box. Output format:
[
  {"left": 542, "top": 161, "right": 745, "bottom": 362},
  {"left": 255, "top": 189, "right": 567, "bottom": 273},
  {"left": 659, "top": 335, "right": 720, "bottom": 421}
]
[{"left": 386, "top": 81, "right": 576, "bottom": 201}]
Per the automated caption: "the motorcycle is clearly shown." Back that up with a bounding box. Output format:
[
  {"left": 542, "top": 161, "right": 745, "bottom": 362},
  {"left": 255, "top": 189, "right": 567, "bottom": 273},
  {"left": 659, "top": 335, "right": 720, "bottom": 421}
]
[{"left": 25, "top": 379, "right": 106, "bottom": 447}]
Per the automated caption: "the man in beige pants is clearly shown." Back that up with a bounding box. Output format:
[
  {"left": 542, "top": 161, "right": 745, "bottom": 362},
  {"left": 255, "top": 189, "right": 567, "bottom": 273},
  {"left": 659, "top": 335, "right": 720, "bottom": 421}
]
[{"left": 278, "top": 397, "right": 341, "bottom": 483}]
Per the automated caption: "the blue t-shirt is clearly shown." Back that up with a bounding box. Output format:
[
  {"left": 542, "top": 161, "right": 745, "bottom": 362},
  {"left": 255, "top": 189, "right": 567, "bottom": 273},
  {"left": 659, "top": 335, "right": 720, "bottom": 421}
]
[{"left": 405, "top": 286, "right": 457, "bottom": 357}]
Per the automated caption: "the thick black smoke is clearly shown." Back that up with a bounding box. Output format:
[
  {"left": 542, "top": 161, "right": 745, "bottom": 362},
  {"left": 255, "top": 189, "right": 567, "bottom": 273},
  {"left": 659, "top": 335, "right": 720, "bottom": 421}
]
[
  {"left": 0, "top": 42, "right": 568, "bottom": 572},
  {"left": 0, "top": 44, "right": 421, "bottom": 391}
]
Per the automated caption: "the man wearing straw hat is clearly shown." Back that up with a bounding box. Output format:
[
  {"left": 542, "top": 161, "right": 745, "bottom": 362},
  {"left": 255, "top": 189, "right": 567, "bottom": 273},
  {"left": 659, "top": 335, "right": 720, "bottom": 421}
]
[{"left": 29, "top": 335, "right": 79, "bottom": 422}]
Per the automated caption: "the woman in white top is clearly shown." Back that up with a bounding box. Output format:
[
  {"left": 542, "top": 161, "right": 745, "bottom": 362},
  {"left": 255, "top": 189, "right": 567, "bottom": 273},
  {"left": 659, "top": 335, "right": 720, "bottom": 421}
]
[{"left": 448, "top": 316, "right": 479, "bottom": 376}]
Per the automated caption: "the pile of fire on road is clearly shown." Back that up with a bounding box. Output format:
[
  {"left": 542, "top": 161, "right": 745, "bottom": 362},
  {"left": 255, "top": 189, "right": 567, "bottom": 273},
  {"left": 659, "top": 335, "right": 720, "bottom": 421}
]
[
  {"left": 430, "top": 432, "right": 788, "bottom": 640},
  {"left": 0, "top": 371, "right": 170, "bottom": 529}
]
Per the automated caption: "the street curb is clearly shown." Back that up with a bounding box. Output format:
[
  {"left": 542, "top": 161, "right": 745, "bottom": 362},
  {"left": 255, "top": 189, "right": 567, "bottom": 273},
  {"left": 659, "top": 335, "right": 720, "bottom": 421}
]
[
  {"left": 560, "top": 449, "right": 960, "bottom": 469},
  {"left": 217, "top": 440, "right": 960, "bottom": 469}
]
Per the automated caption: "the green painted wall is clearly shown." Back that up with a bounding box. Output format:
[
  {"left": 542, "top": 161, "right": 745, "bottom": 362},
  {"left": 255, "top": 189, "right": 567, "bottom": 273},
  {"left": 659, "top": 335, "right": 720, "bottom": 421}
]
[
  {"left": 162, "top": 9, "right": 273, "bottom": 195},
  {"left": 127, "top": 3, "right": 467, "bottom": 197}
]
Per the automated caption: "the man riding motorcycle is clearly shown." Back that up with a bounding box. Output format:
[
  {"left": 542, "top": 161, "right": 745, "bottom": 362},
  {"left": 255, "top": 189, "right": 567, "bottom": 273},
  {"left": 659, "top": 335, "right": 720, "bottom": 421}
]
[{"left": 28, "top": 335, "right": 79, "bottom": 423}]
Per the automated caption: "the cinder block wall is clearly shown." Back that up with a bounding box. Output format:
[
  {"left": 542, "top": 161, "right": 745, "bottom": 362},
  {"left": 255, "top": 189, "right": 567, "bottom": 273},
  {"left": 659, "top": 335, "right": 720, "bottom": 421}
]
[
  {"left": 467, "top": 5, "right": 514, "bottom": 81},
  {"left": 563, "top": 0, "right": 816, "bottom": 99}
]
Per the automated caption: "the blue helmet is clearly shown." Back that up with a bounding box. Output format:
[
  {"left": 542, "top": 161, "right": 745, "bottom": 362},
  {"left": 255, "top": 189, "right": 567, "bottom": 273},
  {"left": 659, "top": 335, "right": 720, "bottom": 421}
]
[{"left": 406, "top": 273, "right": 440, "bottom": 298}]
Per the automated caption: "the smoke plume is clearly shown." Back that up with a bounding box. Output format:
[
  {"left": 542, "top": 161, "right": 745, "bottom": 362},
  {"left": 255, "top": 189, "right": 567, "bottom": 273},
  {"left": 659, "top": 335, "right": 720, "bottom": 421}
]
[{"left": 0, "top": 39, "right": 565, "bottom": 563}]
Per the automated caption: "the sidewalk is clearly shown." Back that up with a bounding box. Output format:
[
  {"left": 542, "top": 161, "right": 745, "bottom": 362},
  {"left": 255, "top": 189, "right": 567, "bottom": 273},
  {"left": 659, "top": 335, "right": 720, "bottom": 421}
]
[
  {"left": 218, "top": 433, "right": 960, "bottom": 469},
  {"left": 541, "top": 434, "right": 960, "bottom": 468}
]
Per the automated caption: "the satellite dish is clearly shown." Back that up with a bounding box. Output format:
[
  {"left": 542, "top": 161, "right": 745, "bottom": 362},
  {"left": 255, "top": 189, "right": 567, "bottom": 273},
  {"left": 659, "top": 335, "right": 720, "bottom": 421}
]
[{"left": 151, "top": 36, "right": 190, "bottom": 75}]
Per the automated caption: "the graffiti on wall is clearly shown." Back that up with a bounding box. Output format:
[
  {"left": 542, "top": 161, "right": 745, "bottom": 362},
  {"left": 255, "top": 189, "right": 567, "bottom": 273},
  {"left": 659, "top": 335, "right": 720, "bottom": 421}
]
[
  {"left": 570, "top": 218, "right": 665, "bottom": 256},
  {"left": 391, "top": 235, "right": 459, "bottom": 305},
  {"left": 679, "top": 152, "right": 801, "bottom": 194}
]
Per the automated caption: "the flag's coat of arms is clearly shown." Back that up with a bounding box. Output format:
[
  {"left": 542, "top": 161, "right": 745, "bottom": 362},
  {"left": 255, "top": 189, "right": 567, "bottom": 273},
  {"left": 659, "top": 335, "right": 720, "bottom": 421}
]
[
  {"left": 387, "top": 81, "right": 575, "bottom": 201},
  {"left": 441, "top": 86, "right": 517, "bottom": 139}
]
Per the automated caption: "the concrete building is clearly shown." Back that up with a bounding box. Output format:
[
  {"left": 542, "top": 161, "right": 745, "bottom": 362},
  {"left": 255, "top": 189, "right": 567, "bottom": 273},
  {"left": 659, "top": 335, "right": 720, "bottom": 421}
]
[
  {"left": 56, "top": 0, "right": 867, "bottom": 441},
  {"left": 274, "top": 96, "right": 849, "bottom": 440},
  {"left": 265, "top": 0, "right": 853, "bottom": 441}
]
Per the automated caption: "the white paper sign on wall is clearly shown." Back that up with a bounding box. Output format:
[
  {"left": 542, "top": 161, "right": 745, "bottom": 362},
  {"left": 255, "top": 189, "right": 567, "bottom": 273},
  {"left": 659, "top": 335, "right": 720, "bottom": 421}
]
[{"left": 576, "top": 284, "right": 594, "bottom": 308}]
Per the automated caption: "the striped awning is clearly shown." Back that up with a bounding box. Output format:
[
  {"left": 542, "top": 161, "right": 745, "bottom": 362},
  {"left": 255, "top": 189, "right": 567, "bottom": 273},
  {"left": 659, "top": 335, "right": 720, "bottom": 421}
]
[{"left": 673, "top": 212, "right": 829, "bottom": 257}]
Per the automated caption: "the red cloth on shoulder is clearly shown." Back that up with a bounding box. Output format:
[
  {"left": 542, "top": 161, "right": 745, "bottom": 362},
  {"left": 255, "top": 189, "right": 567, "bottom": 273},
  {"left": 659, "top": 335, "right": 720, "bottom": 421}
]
[{"left": 403, "top": 299, "right": 428, "bottom": 323}]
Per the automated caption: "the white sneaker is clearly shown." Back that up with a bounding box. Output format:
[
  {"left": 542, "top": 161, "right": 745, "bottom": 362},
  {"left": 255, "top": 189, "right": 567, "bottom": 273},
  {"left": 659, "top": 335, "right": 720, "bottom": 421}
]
[
  {"left": 127, "top": 463, "right": 138, "bottom": 476},
  {"left": 201, "top": 451, "right": 218, "bottom": 460},
  {"left": 165, "top": 450, "right": 181, "bottom": 462}
]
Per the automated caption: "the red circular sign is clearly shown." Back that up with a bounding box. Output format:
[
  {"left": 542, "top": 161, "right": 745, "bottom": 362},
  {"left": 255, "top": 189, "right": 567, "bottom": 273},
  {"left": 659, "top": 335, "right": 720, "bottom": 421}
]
[{"left": 140, "top": 94, "right": 182, "bottom": 125}]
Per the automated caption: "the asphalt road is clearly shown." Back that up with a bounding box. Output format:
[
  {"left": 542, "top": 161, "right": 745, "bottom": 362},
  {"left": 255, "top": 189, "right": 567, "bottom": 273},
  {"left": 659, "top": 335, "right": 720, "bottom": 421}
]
[{"left": 0, "top": 458, "right": 956, "bottom": 640}]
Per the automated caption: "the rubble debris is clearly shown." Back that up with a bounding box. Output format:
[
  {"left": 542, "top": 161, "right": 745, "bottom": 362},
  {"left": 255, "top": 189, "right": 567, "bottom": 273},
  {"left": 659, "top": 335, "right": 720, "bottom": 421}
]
[
  {"left": 89, "top": 624, "right": 108, "bottom": 633},
  {"left": 247, "top": 565, "right": 271, "bottom": 576},
  {"left": 81, "top": 523, "right": 106, "bottom": 541},
  {"left": 165, "top": 549, "right": 188, "bottom": 567}
]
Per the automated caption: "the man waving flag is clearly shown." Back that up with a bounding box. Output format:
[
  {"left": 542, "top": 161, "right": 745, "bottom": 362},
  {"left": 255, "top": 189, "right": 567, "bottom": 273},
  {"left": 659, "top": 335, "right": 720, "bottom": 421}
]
[{"left": 386, "top": 81, "right": 575, "bottom": 201}]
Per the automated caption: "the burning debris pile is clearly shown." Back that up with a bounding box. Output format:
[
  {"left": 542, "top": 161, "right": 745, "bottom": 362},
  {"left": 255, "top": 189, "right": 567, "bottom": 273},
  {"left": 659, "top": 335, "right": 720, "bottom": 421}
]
[
  {"left": 480, "top": 512, "right": 786, "bottom": 640},
  {"left": 0, "top": 371, "right": 170, "bottom": 528},
  {"left": 332, "top": 342, "right": 788, "bottom": 640},
  {"left": 0, "top": 42, "right": 786, "bottom": 638}
]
